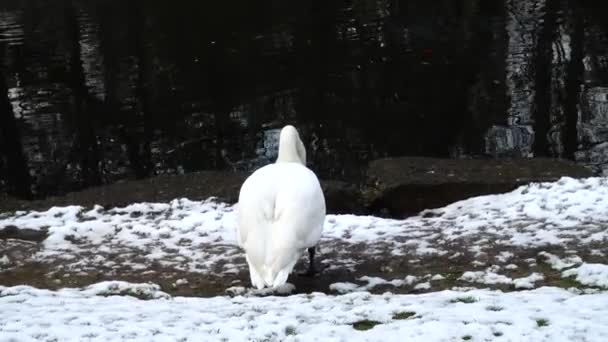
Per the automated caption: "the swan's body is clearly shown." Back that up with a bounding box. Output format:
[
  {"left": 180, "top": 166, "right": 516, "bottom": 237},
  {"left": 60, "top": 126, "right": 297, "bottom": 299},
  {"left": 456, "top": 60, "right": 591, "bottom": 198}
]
[{"left": 237, "top": 125, "right": 326, "bottom": 289}]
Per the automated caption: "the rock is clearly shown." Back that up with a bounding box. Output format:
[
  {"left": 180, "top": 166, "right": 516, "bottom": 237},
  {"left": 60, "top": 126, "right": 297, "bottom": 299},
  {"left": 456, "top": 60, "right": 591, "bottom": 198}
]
[
  {"left": 365, "top": 157, "right": 594, "bottom": 217},
  {"left": 0, "top": 171, "right": 248, "bottom": 214},
  {"left": 0, "top": 225, "right": 47, "bottom": 242},
  {"left": 320, "top": 180, "right": 366, "bottom": 215},
  {"left": 0, "top": 157, "right": 595, "bottom": 220},
  {"left": 0, "top": 171, "right": 367, "bottom": 215}
]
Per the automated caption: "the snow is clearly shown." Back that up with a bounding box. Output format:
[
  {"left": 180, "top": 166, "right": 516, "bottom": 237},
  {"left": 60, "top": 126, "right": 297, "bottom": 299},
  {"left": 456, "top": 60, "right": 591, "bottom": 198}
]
[
  {"left": 539, "top": 251, "right": 583, "bottom": 270},
  {"left": 329, "top": 275, "right": 420, "bottom": 294},
  {"left": 459, "top": 266, "right": 546, "bottom": 289},
  {"left": 0, "top": 255, "right": 9, "bottom": 266},
  {"left": 329, "top": 282, "right": 362, "bottom": 294},
  {"left": 358, "top": 276, "right": 404, "bottom": 288},
  {"left": 80, "top": 281, "right": 170, "bottom": 299},
  {"left": 175, "top": 278, "right": 189, "bottom": 286},
  {"left": 430, "top": 274, "right": 445, "bottom": 281},
  {"left": 562, "top": 264, "right": 608, "bottom": 288},
  {"left": 460, "top": 268, "right": 514, "bottom": 285},
  {"left": 413, "top": 282, "right": 431, "bottom": 290},
  {"left": 225, "top": 283, "right": 296, "bottom": 297},
  {"left": 1, "top": 177, "right": 608, "bottom": 340},
  {"left": 2, "top": 199, "right": 241, "bottom": 275},
  {"left": 496, "top": 251, "right": 514, "bottom": 263},
  {"left": 513, "top": 273, "right": 545, "bottom": 289},
  {"left": 1, "top": 284, "right": 607, "bottom": 341},
  {"left": 0, "top": 177, "right": 606, "bottom": 279}
]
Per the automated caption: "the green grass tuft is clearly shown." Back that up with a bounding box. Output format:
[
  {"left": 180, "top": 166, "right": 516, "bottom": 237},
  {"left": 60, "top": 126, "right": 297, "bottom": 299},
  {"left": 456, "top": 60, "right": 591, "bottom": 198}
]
[
  {"left": 284, "top": 326, "right": 297, "bottom": 336},
  {"left": 536, "top": 318, "right": 549, "bottom": 327},
  {"left": 450, "top": 296, "right": 477, "bottom": 304},
  {"left": 352, "top": 320, "right": 382, "bottom": 331},
  {"left": 554, "top": 277, "right": 584, "bottom": 289},
  {"left": 485, "top": 305, "right": 503, "bottom": 311},
  {"left": 462, "top": 335, "right": 472, "bottom": 340},
  {"left": 392, "top": 311, "right": 416, "bottom": 320}
]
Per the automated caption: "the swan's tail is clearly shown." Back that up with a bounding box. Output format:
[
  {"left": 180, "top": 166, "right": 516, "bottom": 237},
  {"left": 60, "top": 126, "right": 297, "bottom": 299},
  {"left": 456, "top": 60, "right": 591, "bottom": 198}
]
[
  {"left": 261, "top": 257, "right": 298, "bottom": 289},
  {"left": 246, "top": 256, "right": 295, "bottom": 289},
  {"left": 246, "top": 255, "right": 266, "bottom": 290},
  {"left": 264, "top": 268, "right": 290, "bottom": 288}
]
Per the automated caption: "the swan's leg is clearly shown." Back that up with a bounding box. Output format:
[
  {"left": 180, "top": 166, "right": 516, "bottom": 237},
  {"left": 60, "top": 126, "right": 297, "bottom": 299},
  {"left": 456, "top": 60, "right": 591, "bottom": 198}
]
[
  {"left": 308, "top": 247, "right": 316, "bottom": 273},
  {"left": 299, "top": 246, "right": 320, "bottom": 277}
]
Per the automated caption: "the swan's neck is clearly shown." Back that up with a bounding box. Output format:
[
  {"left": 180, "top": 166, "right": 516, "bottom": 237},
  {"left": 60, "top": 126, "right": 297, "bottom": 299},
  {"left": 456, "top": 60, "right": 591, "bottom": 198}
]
[
  {"left": 277, "top": 141, "right": 302, "bottom": 163},
  {"left": 277, "top": 136, "right": 303, "bottom": 164}
]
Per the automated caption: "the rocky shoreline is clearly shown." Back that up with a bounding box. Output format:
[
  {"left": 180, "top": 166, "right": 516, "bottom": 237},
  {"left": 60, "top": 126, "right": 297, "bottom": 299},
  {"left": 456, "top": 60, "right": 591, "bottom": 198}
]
[{"left": 0, "top": 157, "right": 593, "bottom": 219}]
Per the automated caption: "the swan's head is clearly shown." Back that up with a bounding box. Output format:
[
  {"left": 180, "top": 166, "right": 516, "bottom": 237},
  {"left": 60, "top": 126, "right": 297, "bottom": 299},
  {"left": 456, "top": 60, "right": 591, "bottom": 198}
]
[{"left": 276, "top": 125, "right": 306, "bottom": 164}]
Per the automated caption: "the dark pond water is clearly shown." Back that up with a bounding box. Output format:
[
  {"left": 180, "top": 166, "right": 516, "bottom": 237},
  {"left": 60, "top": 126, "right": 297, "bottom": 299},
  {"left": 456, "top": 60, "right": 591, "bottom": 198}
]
[{"left": 1, "top": 0, "right": 608, "bottom": 199}]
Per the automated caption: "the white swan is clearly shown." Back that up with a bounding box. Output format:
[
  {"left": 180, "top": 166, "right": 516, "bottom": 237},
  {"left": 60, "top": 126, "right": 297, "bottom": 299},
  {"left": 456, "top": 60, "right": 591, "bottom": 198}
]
[{"left": 237, "top": 125, "right": 326, "bottom": 289}]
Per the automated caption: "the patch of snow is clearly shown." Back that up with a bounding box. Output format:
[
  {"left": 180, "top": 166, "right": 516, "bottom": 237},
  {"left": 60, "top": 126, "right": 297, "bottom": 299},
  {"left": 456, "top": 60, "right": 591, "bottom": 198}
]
[
  {"left": 448, "top": 252, "right": 462, "bottom": 259},
  {"left": 525, "top": 258, "right": 537, "bottom": 265},
  {"left": 539, "top": 252, "right": 583, "bottom": 270},
  {"left": 414, "top": 282, "right": 431, "bottom": 290},
  {"left": 460, "top": 267, "right": 543, "bottom": 289},
  {"left": 431, "top": 274, "right": 445, "bottom": 281},
  {"left": 496, "top": 251, "right": 514, "bottom": 263},
  {"left": 225, "top": 286, "right": 247, "bottom": 296},
  {"left": 329, "top": 282, "right": 362, "bottom": 294},
  {"left": 80, "top": 281, "right": 170, "bottom": 299},
  {"left": 451, "top": 286, "right": 478, "bottom": 291},
  {"left": 513, "top": 273, "right": 544, "bottom": 289},
  {"left": 358, "top": 276, "right": 410, "bottom": 288},
  {"left": 404, "top": 275, "right": 418, "bottom": 285},
  {"left": 1, "top": 285, "right": 608, "bottom": 341},
  {"left": 562, "top": 264, "right": 608, "bottom": 288},
  {"left": 330, "top": 275, "right": 421, "bottom": 293},
  {"left": 0, "top": 255, "right": 9, "bottom": 266},
  {"left": 460, "top": 268, "right": 513, "bottom": 285},
  {"left": 380, "top": 265, "right": 393, "bottom": 272},
  {"left": 175, "top": 278, "right": 189, "bottom": 286}
]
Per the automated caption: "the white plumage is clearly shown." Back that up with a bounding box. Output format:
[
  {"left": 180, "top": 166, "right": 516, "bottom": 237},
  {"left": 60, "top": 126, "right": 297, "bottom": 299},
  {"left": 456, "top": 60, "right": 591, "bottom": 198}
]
[{"left": 237, "top": 125, "right": 326, "bottom": 289}]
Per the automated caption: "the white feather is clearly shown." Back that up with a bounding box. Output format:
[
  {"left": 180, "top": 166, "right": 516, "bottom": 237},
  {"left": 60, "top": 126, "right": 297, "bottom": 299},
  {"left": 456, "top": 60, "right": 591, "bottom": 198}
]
[{"left": 237, "top": 125, "right": 326, "bottom": 289}]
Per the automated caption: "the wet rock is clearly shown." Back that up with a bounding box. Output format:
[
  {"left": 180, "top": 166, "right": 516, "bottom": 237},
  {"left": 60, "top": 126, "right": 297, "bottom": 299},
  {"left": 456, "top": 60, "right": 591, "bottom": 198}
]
[{"left": 365, "top": 157, "right": 594, "bottom": 217}]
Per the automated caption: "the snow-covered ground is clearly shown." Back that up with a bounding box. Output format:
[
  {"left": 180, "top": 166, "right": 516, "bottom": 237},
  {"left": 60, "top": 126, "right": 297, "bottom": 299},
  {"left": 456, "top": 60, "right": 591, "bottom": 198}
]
[
  {"left": 0, "top": 177, "right": 606, "bottom": 283},
  {"left": 1, "top": 177, "right": 608, "bottom": 340},
  {"left": 1, "top": 283, "right": 607, "bottom": 341}
]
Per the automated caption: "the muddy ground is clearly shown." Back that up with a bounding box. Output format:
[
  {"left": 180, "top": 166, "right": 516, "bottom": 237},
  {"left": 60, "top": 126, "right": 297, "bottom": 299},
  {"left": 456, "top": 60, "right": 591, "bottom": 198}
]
[{"left": 1, "top": 235, "right": 605, "bottom": 297}]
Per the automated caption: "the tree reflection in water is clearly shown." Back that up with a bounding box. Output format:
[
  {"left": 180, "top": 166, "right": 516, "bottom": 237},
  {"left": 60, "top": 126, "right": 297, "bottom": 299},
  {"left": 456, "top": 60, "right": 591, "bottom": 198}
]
[{"left": 0, "top": 0, "right": 607, "bottom": 199}]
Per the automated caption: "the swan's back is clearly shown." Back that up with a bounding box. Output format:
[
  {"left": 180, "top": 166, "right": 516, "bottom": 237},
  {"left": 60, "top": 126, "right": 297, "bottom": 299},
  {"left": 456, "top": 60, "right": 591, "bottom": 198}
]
[{"left": 237, "top": 162, "right": 325, "bottom": 288}]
